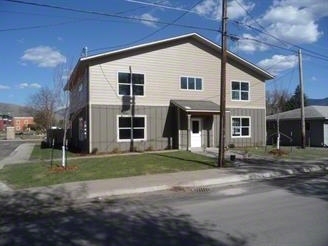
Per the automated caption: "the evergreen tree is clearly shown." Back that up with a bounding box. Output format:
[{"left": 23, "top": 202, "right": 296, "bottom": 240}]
[{"left": 285, "top": 85, "right": 308, "bottom": 111}]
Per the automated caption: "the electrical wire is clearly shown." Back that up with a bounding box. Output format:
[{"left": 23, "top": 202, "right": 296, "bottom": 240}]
[
  {"left": 90, "top": 0, "right": 207, "bottom": 53},
  {"left": 2, "top": 0, "right": 218, "bottom": 33}
]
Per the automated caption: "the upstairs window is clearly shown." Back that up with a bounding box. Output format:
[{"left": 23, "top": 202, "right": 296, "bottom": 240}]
[
  {"left": 118, "top": 72, "right": 144, "bottom": 96},
  {"left": 180, "top": 77, "right": 202, "bottom": 91},
  {"left": 231, "top": 81, "right": 249, "bottom": 101}
]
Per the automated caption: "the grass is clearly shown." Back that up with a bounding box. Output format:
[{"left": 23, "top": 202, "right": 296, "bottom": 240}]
[
  {"left": 30, "top": 144, "right": 80, "bottom": 160},
  {"left": 0, "top": 151, "right": 216, "bottom": 189},
  {"left": 233, "top": 146, "right": 328, "bottom": 160}
]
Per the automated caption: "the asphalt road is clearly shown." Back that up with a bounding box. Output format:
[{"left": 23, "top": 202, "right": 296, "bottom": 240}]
[
  {"left": 0, "top": 173, "right": 327, "bottom": 246},
  {"left": 0, "top": 141, "right": 23, "bottom": 161}
]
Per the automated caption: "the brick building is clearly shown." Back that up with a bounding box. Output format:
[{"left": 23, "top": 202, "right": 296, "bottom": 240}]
[{"left": 13, "top": 116, "right": 34, "bottom": 132}]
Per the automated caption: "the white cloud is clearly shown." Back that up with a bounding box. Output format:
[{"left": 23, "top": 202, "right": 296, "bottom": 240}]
[
  {"left": 0, "top": 84, "right": 10, "bottom": 90},
  {"left": 30, "top": 83, "right": 42, "bottom": 88},
  {"left": 19, "top": 83, "right": 41, "bottom": 89},
  {"left": 311, "top": 76, "right": 317, "bottom": 81},
  {"left": 257, "top": 54, "right": 298, "bottom": 75},
  {"left": 236, "top": 0, "right": 328, "bottom": 52},
  {"left": 228, "top": 0, "right": 255, "bottom": 19},
  {"left": 194, "top": 0, "right": 254, "bottom": 20},
  {"left": 236, "top": 33, "right": 267, "bottom": 52},
  {"left": 194, "top": 0, "right": 218, "bottom": 19},
  {"left": 21, "top": 46, "right": 66, "bottom": 68},
  {"left": 137, "top": 13, "right": 159, "bottom": 27},
  {"left": 19, "top": 83, "right": 29, "bottom": 89}
]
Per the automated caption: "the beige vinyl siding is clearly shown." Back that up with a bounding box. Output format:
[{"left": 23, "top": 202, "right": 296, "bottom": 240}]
[
  {"left": 89, "top": 40, "right": 266, "bottom": 109},
  {"left": 226, "top": 62, "right": 265, "bottom": 109},
  {"left": 69, "top": 70, "right": 88, "bottom": 114}
]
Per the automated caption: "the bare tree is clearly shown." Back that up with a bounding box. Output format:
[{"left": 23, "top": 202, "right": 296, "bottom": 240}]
[
  {"left": 28, "top": 87, "right": 57, "bottom": 130},
  {"left": 266, "top": 88, "right": 290, "bottom": 115},
  {"left": 53, "top": 61, "right": 74, "bottom": 167}
]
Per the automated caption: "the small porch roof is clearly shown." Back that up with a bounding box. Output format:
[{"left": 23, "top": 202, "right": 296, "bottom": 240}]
[{"left": 170, "top": 99, "right": 220, "bottom": 114}]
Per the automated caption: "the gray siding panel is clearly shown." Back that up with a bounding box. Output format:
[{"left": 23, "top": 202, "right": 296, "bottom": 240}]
[
  {"left": 89, "top": 105, "right": 265, "bottom": 153},
  {"left": 91, "top": 105, "right": 172, "bottom": 153},
  {"left": 227, "top": 108, "right": 266, "bottom": 147},
  {"left": 267, "top": 119, "right": 325, "bottom": 147}
]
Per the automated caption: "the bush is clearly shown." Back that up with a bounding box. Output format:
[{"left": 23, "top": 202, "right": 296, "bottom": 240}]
[
  {"left": 228, "top": 143, "right": 235, "bottom": 148},
  {"left": 40, "top": 141, "right": 49, "bottom": 149}
]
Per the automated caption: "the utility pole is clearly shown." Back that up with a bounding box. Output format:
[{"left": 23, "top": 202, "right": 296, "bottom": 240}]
[
  {"left": 218, "top": 0, "right": 227, "bottom": 167},
  {"left": 298, "top": 49, "right": 306, "bottom": 148}
]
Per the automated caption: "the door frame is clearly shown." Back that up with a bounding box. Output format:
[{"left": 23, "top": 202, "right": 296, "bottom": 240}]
[{"left": 190, "top": 118, "right": 202, "bottom": 148}]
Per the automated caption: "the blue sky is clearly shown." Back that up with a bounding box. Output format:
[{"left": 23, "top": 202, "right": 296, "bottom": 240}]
[{"left": 1, "top": 0, "right": 328, "bottom": 106}]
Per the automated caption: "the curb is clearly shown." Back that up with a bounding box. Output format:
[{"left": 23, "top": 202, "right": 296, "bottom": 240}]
[{"left": 84, "top": 163, "right": 328, "bottom": 199}]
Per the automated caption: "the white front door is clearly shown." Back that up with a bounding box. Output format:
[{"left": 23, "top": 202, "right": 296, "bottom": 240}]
[
  {"left": 324, "top": 123, "right": 328, "bottom": 146},
  {"left": 191, "top": 118, "right": 202, "bottom": 148}
]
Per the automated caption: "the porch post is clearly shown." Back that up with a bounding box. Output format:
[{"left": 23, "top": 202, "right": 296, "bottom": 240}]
[{"left": 187, "top": 114, "right": 191, "bottom": 151}]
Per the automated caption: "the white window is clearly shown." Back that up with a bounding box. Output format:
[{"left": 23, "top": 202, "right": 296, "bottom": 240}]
[
  {"left": 231, "top": 117, "right": 250, "bottom": 137},
  {"left": 117, "top": 115, "right": 146, "bottom": 141},
  {"left": 118, "top": 72, "right": 144, "bottom": 96},
  {"left": 231, "top": 81, "right": 249, "bottom": 101},
  {"left": 180, "top": 76, "right": 202, "bottom": 91}
]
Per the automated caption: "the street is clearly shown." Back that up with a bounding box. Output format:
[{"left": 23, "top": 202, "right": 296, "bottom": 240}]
[
  {"left": 0, "top": 173, "right": 327, "bottom": 246},
  {"left": 0, "top": 141, "right": 23, "bottom": 161}
]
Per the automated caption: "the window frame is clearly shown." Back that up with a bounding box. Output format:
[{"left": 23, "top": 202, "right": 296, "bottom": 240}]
[
  {"left": 231, "top": 116, "right": 251, "bottom": 138},
  {"left": 117, "top": 115, "right": 147, "bottom": 142},
  {"left": 180, "top": 76, "right": 203, "bottom": 91},
  {"left": 231, "top": 80, "right": 250, "bottom": 101},
  {"left": 117, "top": 72, "right": 145, "bottom": 97}
]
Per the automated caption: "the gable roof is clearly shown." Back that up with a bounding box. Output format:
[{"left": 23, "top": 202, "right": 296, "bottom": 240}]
[
  {"left": 65, "top": 33, "right": 274, "bottom": 90},
  {"left": 267, "top": 106, "right": 328, "bottom": 120}
]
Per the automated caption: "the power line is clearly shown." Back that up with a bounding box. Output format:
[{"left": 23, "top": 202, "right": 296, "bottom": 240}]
[
  {"left": 230, "top": 0, "right": 328, "bottom": 62},
  {"left": 2, "top": 0, "right": 218, "bottom": 33},
  {"left": 124, "top": 0, "right": 199, "bottom": 15},
  {"left": 231, "top": 20, "right": 328, "bottom": 61},
  {"left": 90, "top": 0, "right": 206, "bottom": 53},
  {"left": 0, "top": 19, "right": 90, "bottom": 32}
]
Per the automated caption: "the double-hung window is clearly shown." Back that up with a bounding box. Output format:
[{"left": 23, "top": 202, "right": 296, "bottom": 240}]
[
  {"left": 118, "top": 116, "right": 146, "bottom": 141},
  {"left": 231, "top": 81, "right": 249, "bottom": 101},
  {"left": 180, "top": 77, "right": 202, "bottom": 91},
  {"left": 118, "top": 72, "right": 144, "bottom": 96},
  {"left": 231, "top": 117, "right": 250, "bottom": 137}
]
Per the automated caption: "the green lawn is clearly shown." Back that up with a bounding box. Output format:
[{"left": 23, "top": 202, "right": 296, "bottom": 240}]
[
  {"left": 0, "top": 151, "right": 216, "bottom": 189},
  {"left": 233, "top": 146, "right": 328, "bottom": 160},
  {"left": 30, "top": 144, "right": 80, "bottom": 160}
]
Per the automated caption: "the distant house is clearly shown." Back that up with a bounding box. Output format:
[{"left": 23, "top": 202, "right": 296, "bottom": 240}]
[
  {"left": 65, "top": 33, "right": 273, "bottom": 153},
  {"left": 13, "top": 116, "right": 34, "bottom": 132},
  {"left": 267, "top": 106, "right": 328, "bottom": 147},
  {"left": 0, "top": 114, "right": 13, "bottom": 131}
]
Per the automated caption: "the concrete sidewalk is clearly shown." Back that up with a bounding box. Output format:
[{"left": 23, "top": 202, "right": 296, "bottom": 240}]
[
  {"left": 0, "top": 143, "right": 35, "bottom": 169},
  {"left": 25, "top": 157, "right": 328, "bottom": 200},
  {"left": 1, "top": 143, "right": 328, "bottom": 199}
]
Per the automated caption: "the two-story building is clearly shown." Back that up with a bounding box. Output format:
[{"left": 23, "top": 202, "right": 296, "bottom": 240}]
[
  {"left": 65, "top": 33, "right": 273, "bottom": 153},
  {"left": 13, "top": 116, "right": 34, "bottom": 132}
]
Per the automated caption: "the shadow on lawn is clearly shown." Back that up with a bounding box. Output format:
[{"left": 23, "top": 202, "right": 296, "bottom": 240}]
[
  {"left": 0, "top": 188, "right": 247, "bottom": 246},
  {"left": 153, "top": 153, "right": 216, "bottom": 168}
]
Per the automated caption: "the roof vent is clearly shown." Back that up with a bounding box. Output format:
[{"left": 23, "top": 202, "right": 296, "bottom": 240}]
[{"left": 82, "top": 46, "right": 88, "bottom": 57}]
